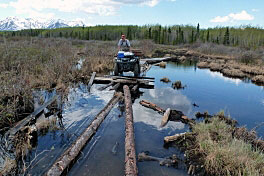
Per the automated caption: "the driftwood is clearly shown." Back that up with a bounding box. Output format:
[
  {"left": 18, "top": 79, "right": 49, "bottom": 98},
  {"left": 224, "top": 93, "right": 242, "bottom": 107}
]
[
  {"left": 110, "top": 83, "right": 121, "bottom": 91},
  {"left": 164, "top": 132, "right": 190, "bottom": 143},
  {"left": 98, "top": 82, "right": 114, "bottom": 91},
  {"left": 123, "top": 85, "right": 138, "bottom": 176},
  {"left": 87, "top": 72, "right": 96, "bottom": 92},
  {"left": 131, "top": 84, "right": 139, "bottom": 92},
  {"left": 7, "top": 95, "right": 58, "bottom": 137},
  {"left": 139, "top": 100, "right": 165, "bottom": 114},
  {"left": 160, "top": 108, "right": 171, "bottom": 127},
  {"left": 138, "top": 152, "right": 178, "bottom": 167},
  {"left": 45, "top": 92, "right": 122, "bottom": 176},
  {"left": 139, "top": 100, "right": 194, "bottom": 125}
]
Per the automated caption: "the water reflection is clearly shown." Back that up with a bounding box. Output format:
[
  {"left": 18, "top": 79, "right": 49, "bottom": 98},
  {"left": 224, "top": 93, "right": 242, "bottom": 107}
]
[
  {"left": 134, "top": 87, "right": 191, "bottom": 131},
  {"left": 207, "top": 70, "right": 242, "bottom": 85}
]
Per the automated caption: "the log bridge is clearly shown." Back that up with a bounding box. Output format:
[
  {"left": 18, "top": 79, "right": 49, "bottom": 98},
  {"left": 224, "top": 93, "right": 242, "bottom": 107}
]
[
  {"left": 45, "top": 74, "right": 156, "bottom": 176},
  {"left": 94, "top": 75, "right": 155, "bottom": 91}
]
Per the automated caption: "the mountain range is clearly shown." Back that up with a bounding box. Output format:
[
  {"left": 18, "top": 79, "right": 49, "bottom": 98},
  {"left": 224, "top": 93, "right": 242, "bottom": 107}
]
[{"left": 0, "top": 17, "right": 85, "bottom": 31}]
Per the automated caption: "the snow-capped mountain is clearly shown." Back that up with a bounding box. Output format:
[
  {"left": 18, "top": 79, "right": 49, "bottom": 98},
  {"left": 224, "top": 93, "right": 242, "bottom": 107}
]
[{"left": 0, "top": 17, "right": 85, "bottom": 31}]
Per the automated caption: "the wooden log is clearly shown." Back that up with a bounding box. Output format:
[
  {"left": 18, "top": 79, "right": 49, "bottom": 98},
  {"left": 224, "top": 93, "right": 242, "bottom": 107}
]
[
  {"left": 131, "top": 84, "right": 139, "bottom": 92},
  {"left": 87, "top": 72, "right": 96, "bottom": 92},
  {"left": 123, "top": 85, "right": 138, "bottom": 176},
  {"left": 138, "top": 152, "right": 178, "bottom": 167},
  {"left": 164, "top": 132, "right": 189, "bottom": 143},
  {"left": 160, "top": 108, "right": 171, "bottom": 127},
  {"left": 7, "top": 95, "right": 58, "bottom": 137},
  {"left": 45, "top": 92, "right": 122, "bottom": 176},
  {"left": 98, "top": 82, "right": 114, "bottom": 91},
  {"left": 110, "top": 82, "right": 121, "bottom": 91},
  {"left": 108, "top": 75, "right": 155, "bottom": 80},
  {"left": 139, "top": 100, "right": 165, "bottom": 114},
  {"left": 93, "top": 77, "right": 154, "bottom": 90}
]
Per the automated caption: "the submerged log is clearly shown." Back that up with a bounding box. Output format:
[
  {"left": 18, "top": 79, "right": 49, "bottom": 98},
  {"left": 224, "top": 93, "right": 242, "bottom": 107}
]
[
  {"left": 7, "top": 95, "right": 58, "bottom": 137},
  {"left": 87, "top": 72, "right": 96, "bottom": 92},
  {"left": 123, "top": 85, "right": 138, "bottom": 176},
  {"left": 160, "top": 108, "right": 171, "bottom": 127},
  {"left": 138, "top": 152, "right": 178, "bottom": 167},
  {"left": 46, "top": 92, "right": 122, "bottom": 176}
]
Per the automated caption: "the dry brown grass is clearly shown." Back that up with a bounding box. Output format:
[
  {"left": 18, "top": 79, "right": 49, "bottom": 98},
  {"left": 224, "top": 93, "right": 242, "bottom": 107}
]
[
  {"left": 0, "top": 38, "right": 156, "bottom": 131},
  {"left": 179, "top": 112, "right": 264, "bottom": 176},
  {"left": 160, "top": 77, "right": 171, "bottom": 83}
]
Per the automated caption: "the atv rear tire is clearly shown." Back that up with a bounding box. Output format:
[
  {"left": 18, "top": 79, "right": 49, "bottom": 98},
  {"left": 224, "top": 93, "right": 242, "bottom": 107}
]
[
  {"left": 114, "top": 63, "right": 119, "bottom": 76},
  {"left": 134, "top": 63, "right": 140, "bottom": 77}
]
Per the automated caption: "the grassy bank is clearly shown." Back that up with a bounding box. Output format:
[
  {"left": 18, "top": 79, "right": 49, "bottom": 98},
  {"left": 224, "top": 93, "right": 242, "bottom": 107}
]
[{"left": 173, "top": 112, "right": 264, "bottom": 175}]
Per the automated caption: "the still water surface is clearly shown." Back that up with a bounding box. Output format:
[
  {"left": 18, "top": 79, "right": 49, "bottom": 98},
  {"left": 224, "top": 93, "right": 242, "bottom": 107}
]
[{"left": 28, "top": 61, "right": 264, "bottom": 175}]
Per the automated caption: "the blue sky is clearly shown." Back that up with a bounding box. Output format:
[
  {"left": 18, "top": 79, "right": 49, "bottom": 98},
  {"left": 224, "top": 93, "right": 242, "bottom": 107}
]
[{"left": 0, "top": 0, "right": 263, "bottom": 28}]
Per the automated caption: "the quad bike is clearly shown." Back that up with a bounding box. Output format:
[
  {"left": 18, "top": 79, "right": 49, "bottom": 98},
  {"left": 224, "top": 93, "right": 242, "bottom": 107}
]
[{"left": 114, "top": 49, "right": 142, "bottom": 77}]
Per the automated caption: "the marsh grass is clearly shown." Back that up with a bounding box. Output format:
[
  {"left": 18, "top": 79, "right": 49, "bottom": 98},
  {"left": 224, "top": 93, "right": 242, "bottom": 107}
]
[
  {"left": 192, "top": 117, "right": 264, "bottom": 175},
  {"left": 0, "top": 37, "right": 155, "bottom": 131}
]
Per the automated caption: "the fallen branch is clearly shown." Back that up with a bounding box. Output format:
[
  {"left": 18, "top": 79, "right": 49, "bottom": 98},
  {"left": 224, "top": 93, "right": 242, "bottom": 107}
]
[
  {"left": 98, "top": 82, "right": 114, "bottom": 91},
  {"left": 160, "top": 108, "right": 170, "bottom": 127},
  {"left": 139, "top": 100, "right": 194, "bottom": 125},
  {"left": 164, "top": 132, "right": 192, "bottom": 143},
  {"left": 45, "top": 92, "right": 122, "bottom": 176},
  {"left": 87, "top": 72, "right": 96, "bottom": 92},
  {"left": 7, "top": 95, "right": 58, "bottom": 137},
  {"left": 123, "top": 85, "right": 138, "bottom": 176},
  {"left": 110, "top": 83, "right": 121, "bottom": 91},
  {"left": 139, "top": 100, "right": 164, "bottom": 114},
  {"left": 138, "top": 152, "right": 178, "bottom": 167}
]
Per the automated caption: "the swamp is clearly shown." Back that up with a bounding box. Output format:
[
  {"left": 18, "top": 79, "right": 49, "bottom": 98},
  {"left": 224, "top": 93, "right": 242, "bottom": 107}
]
[{"left": 0, "top": 26, "right": 264, "bottom": 176}]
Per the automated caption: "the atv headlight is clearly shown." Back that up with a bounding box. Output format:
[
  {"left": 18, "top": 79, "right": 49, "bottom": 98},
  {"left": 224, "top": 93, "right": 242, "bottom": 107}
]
[{"left": 130, "top": 58, "right": 136, "bottom": 62}]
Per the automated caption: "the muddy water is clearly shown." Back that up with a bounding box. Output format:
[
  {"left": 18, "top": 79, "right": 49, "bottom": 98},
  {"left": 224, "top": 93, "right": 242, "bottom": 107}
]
[{"left": 27, "top": 61, "right": 264, "bottom": 175}]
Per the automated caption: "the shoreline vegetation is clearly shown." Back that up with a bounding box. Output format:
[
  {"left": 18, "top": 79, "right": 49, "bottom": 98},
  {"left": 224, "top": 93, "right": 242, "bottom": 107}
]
[
  {"left": 167, "top": 111, "right": 264, "bottom": 175},
  {"left": 1, "top": 24, "right": 264, "bottom": 175}
]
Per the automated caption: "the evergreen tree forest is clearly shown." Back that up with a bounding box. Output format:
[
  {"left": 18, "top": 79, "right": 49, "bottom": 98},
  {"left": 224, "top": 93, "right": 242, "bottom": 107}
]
[{"left": 1, "top": 24, "right": 264, "bottom": 49}]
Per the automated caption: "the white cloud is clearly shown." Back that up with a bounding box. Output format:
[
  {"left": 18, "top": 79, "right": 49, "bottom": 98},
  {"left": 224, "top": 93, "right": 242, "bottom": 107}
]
[
  {"left": 210, "top": 16, "right": 230, "bottom": 23},
  {"left": 0, "top": 3, "right": 9, "bottom": 8},
  {"left": 252, "top": 9, "right": 259, "bottom": 12},
  {"left": 210, "top": 10, "right": 254, "bottom": 23},
  {"left": 5, "top": 0, "right": 160, "bottom": 19}
]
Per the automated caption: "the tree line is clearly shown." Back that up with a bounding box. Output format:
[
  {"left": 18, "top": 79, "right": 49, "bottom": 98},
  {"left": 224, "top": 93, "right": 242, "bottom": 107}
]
[{"left": 1, "top": 24, "right": 264, "bottom": 49}]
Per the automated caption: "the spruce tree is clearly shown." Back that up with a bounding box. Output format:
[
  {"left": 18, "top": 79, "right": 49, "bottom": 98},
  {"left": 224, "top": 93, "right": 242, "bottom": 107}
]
[
  {"left": 206, "top": 30, "right": 210, "bottom": 42},
  {"left": 224, "top": 27, "right": 230, "bottom": 45},
  {"left": 148, "top": 27, "right": 152, "bottom": 39}
]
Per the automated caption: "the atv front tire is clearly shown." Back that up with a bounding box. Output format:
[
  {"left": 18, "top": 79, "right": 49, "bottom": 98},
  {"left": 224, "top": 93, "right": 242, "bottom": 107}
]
[{"left": 114, "top": 63, "right": 119, "bottom": 76}]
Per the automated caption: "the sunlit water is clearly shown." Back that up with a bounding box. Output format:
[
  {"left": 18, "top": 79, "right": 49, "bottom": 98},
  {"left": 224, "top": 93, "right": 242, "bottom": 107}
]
[{"left": 27, "top": 61, "right": 264, "bottom": 175}]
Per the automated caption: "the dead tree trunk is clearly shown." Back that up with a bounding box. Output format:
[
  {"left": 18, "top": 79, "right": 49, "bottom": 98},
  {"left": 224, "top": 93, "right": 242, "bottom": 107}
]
[
  {"left": 45, "top": 92, "right": 122, "bottom": 176},
  {"left": 123, "top": 85, "right": 138, "bottom": 176},
  {"left": 139, "top": 100, "right": 165, "bottom": 114}
]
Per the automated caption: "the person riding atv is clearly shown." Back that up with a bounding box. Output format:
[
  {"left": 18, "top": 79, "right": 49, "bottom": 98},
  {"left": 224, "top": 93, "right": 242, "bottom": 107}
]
[
  {"left": 118, "top": 34, "right": 131, "bottom": 52},
  {"left": 114, "top": 35, "right": 140, "bottom": 77}
]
